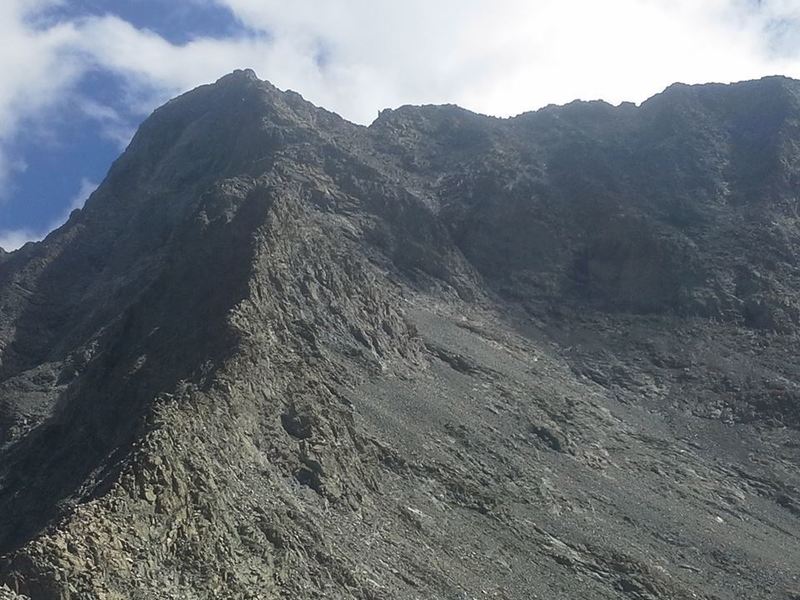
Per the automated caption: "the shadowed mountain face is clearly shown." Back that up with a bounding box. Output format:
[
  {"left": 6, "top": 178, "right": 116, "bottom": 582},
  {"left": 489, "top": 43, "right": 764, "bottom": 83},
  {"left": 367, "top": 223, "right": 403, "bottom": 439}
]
[{"left": 0, "top": 69, "right": 799, "bottom": 600}]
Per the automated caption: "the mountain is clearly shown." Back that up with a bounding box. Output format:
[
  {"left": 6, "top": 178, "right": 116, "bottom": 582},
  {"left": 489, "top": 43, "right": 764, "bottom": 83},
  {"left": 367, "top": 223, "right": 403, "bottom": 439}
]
[{"left": 0, "top": 69, "right": 799, "bottom": 599}]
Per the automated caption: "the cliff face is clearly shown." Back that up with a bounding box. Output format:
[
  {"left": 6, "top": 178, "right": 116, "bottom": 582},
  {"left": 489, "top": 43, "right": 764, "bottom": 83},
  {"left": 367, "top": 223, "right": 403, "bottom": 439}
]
[{"left": 0, "top": 70, "right": 798, "bottom": 599}]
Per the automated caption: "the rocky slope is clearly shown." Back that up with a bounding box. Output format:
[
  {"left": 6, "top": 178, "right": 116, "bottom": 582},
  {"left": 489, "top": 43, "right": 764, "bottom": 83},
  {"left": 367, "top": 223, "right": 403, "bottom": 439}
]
[{"left": 0, "top": 69, "right": 799, "bottom": 599}]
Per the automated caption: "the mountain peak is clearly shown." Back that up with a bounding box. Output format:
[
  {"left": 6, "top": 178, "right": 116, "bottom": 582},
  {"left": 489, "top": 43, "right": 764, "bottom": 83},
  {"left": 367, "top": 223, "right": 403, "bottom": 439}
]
[
  {"left": 1, "top": 75, "right": 799, "bottom": 599},
  {"left": 222, "top": 67, "right": 259, "bottom": 82},
  {"left": 212, "top": 68, "right": 274, "bottom": 93}
]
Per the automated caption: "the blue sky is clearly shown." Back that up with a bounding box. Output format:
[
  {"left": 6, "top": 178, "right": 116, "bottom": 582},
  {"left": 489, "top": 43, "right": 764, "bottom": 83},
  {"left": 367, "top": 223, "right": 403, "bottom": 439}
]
[{"left": 1, "top": 0, "right": 799, "bottom": 250}]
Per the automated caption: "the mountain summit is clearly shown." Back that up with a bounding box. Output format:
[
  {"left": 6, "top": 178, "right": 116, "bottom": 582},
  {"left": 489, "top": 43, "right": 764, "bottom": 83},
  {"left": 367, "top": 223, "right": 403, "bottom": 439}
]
[{"left": 0, "top": 72, "right": 799, "bottom": 599}]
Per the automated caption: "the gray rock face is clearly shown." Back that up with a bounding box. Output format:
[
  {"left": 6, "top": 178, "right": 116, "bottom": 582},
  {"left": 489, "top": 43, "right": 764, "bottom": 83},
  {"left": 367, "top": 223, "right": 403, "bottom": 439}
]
[
  {"left": 0, "top": 70, "right": 799, "bottom": 599},
  {"left": 0, "top": 585, "right": 28, "bottom": 600}
]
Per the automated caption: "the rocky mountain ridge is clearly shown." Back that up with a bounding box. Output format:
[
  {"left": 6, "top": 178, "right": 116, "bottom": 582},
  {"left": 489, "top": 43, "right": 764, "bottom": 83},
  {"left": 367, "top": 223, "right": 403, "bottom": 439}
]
[{"left": 0, "top": 70, "right": 798, "bottom": 599}]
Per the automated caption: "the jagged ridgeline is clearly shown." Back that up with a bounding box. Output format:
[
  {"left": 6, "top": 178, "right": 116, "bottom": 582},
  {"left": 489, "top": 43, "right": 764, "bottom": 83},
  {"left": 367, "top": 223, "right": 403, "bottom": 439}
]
[{"left": 0, "top": 69, "right": 799, "bottom": 599}]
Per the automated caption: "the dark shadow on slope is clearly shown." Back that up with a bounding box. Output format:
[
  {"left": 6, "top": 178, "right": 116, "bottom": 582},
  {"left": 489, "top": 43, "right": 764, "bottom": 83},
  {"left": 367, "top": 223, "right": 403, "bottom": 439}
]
[{"left": 0, "top": 182, "right": 273, "bottom": 554}]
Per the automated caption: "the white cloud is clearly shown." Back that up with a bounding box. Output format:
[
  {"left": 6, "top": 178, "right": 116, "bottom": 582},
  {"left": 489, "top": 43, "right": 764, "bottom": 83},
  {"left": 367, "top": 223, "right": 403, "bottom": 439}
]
[
  {"left": 65, "top": 177, "right": 98, "bottom": 215},
  {"left": 2, "top": 0, "right": 800, "bottom": 249},
  {"left": 2, "top": 1, "right": 800, "bottom": 147},
  {"left": 0, "top": 0, "right": 81, "bottom": 193},
  {"left": 32, "top": 0, "right": 794, "bottom": 127},
  {"left": 76, "top": 98, "right": 136, "bottom": 150},
  {"left": 194, "top": 0, "right": 800, "bottom": 121},
  {"left": 0, "top": 177, "right": 96, "bottom": 251},
  {"left": 0, "top": 228, "right": 38, "bottom": 252}
]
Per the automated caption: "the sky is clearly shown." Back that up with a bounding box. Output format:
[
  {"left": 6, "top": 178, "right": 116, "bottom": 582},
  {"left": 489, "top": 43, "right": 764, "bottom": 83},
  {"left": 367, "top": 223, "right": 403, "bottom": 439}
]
[{"left": 1, "top": 0, "right": 800, "bottom": 250}]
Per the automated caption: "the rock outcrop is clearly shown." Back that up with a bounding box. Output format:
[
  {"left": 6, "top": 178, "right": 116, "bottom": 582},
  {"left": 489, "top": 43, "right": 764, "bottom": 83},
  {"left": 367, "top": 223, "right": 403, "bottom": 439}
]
[{"left": 0, "top": 70, "right": 799, "bottom": 599}]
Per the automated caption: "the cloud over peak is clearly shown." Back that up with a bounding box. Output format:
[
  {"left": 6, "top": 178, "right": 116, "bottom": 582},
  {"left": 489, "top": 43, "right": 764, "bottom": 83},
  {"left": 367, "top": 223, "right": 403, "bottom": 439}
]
[{"left": 1, "top": 0, "right": 799, "bottom": 248}]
